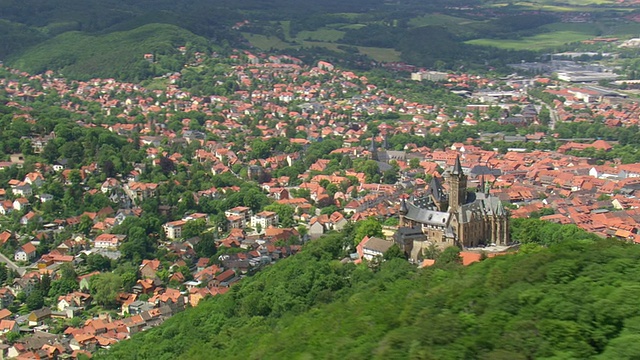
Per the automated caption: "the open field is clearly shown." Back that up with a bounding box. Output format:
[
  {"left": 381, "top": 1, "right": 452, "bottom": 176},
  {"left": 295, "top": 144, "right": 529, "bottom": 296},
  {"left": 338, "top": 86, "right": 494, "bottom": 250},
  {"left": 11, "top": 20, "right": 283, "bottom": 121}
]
[
  {"left": 242, "top": 33, "right": 291, "bottom": 50},
  {"left": 357, "top": 45, "right": 401, "bottom": 62},
  {"left": 514, "top": 1, "right": 634, "bottom": 11},
  {"left": 297, "top": 29, "right": 345, "bottom": 42},
  {"left": 241, "top": 33, "right": 401, "bottom": 63},
  {"left": 488, "top": 1, "right": 633, "bottom": 11},
  {"left": 337, "top": 24, "right": 367, "bottom": 30},
  {"left": 408, "top": 14, "right": 478, "bottom": 28},
  {"left": 466, "top": 30, "right": 596, "bottom": 50}
]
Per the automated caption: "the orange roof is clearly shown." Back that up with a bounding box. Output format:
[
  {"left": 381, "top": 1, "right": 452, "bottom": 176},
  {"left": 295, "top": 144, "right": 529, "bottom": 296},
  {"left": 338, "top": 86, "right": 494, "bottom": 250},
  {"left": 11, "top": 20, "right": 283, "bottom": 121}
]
[{"left": 459, "top": 251, "right": 482, "bottom": 266}]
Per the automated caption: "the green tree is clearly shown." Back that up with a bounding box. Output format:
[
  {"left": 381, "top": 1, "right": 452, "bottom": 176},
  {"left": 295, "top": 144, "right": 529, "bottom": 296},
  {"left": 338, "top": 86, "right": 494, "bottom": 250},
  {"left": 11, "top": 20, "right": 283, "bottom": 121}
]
[
  {"left": 437, "top": 246, "right": 462, "bottom": 266},
  {"left": 383, "top": 244, "right": 405, "bottom": 260},
  {"left": 182, "top": 219, "right": 208, "bottom": 239},
  {"left": 353, "top": 217, "right": 383, "bottom": 246},
  {"left": 26, "top": 290, "right": 45, "bottom": 310},
  {"left": 86, "top": 253, "right": 112, "bottom": 272},
  {"left": 89, "top": 273, "right": 123, "bottom": 309},
  {"left": 264, "top": 203, "right": 295, "bottom": 228},
  {"left": 195, "top": 233, "right": 217, "bottom": 258}
]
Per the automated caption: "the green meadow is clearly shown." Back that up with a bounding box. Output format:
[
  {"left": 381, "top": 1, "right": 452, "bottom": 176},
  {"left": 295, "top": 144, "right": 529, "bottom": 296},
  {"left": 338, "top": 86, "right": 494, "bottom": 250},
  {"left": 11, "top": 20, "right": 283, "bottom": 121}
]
[{"left": 466, "top": 31, "right": 597, "bottom": 50}]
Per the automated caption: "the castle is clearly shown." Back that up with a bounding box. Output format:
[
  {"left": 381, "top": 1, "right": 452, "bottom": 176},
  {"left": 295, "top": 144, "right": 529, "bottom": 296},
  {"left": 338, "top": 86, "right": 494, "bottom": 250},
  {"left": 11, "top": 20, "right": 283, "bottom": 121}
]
[{"left": 396, "top": 156, "right": 510, "bottom": 261}]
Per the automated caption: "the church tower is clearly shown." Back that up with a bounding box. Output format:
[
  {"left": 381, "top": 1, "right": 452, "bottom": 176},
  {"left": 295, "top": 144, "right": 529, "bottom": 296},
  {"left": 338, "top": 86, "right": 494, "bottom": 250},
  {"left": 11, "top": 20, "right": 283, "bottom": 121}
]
[
  {"left": 448, "top": 155, "right": 467, "bottom": 212},
  {"left": 369, "top": 137, "right": 378, "bottom": 161}
]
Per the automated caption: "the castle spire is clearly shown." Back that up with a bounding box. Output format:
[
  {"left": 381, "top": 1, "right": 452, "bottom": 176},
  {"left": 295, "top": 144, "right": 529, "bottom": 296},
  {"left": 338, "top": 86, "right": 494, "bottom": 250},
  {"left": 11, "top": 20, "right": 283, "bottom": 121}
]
[
  {"left": 369, "top": 137, "right": 378, "bottom": 161},
  {"left": 452, "top": 155, "right": 463, "bottom": 176}
]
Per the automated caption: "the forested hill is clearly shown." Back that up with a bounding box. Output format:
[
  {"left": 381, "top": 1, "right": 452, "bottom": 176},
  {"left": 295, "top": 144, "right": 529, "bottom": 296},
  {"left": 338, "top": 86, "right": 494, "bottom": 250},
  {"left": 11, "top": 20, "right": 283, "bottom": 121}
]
[
  {"left": 100, "top": 226, "right": 640, "bottom": 360},
  {"left": 9, "top": 24, "right": 212, "bottom": 81}
]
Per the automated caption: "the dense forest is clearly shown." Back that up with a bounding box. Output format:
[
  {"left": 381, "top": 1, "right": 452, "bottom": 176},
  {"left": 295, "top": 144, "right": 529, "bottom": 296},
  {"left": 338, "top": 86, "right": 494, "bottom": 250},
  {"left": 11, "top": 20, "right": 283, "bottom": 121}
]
[{"left": 98, "top": 219, "right": 640, "bottom": 359}]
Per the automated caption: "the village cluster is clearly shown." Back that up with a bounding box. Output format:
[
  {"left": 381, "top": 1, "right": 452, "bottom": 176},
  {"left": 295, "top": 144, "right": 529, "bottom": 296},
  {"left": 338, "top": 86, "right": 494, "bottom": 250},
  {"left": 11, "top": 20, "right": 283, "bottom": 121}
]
[{"left": 0, "top": 44, "right": 639, "bottom": 358}]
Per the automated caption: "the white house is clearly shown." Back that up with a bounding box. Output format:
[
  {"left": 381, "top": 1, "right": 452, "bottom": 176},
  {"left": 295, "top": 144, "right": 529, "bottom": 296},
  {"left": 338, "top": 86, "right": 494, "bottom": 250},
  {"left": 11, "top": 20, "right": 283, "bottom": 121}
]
[
  {"left": 94, "top": 234, "right": 126, "bottom": 249},
  {"left": 14, "top": 243, "right": 37, "bottom": 262},
  {"left": 163, "top": 220, "right": 186, "bottom": 240},
  {"left": 250, "top": 211, "right": 278, "bottom": 230}
]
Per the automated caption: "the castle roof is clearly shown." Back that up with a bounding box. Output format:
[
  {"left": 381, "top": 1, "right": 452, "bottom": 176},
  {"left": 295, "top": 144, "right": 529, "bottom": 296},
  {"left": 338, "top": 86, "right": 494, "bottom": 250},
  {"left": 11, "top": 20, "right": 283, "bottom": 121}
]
[{"left": 403, "top": 201, "right": 450, "bottom": 227}]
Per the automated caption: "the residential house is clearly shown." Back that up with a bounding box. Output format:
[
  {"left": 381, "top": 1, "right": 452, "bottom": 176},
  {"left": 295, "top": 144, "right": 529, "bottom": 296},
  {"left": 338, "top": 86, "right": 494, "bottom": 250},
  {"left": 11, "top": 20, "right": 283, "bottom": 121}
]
[
  {"left": 132, "top": 279, "right": 156, "bottom": 295},
  {"left": 20, "top": 211, "right": 41, "bottom": 226},
  {"left": 15, "top": 242, "right": 37, "bottom": 262},
  {"left": 24, "top": 172, "right": 45, "bottom": 188},
  {"left": 163, "top": 220, "right": 186, "bottom": 240},
  {"left": 12, "top": 275, "right": 38, "bottom": 296},
  {"left": 356, "top": 236, "right": 394, "bottom": 261},
  {"left": 57, "top": 292, "right": 91, "bottom": 311},
  {"left": 0, "top": 200, "right": 12, "bottom": 215},
  {"left": 250, "top": 211, "right": 279, "bottom": 231},
  {"left": 100, "top": 178, "right": 121, "bottom": 194},
  {"left": 225, "top": 206, "right": 253, "bottom": 227},
  {"left": 12, "top": 198, "right": 29, "bottom": 212},
  {"left": 28, "top": 308, "right": 52, "bottom": 327},
  {"left": 94, "top": 234, "right": 126, "bottom": 249},
  {"left": 0, "top": 320, "right": 18, "bottom": 334},
  {"left": 0, "top": 231, "right": 13, "bottom": 246},
  {"left": 9, "top": 180, "right": 32, "bottom": 197},
  {"left": 0, "top": 308, "right": 12, "bottom": 321},
  {"left": 139, "top": 259, "right": 161, "bottom": 279},
  {"left": 127, "top": 300, "right": 154, "bottom": 315},
  {"left": 124, "top": 182, "right": 158, "bottom": 201}
]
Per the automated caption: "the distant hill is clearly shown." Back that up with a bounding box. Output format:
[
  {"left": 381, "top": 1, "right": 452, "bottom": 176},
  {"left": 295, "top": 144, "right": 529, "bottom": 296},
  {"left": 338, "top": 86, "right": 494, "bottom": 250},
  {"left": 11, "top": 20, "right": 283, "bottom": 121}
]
[
  {"left": 7, "top": 23, "right": 211, "bottom": 81},
  {"left": 2, "top": 0, "right": 636, "bottom": 80},
  {"left": 99, "top": 227, "right": 640, "bottom": 360},
  {"left": 0, "top": 19, "right": 47, "bottom": 60}
]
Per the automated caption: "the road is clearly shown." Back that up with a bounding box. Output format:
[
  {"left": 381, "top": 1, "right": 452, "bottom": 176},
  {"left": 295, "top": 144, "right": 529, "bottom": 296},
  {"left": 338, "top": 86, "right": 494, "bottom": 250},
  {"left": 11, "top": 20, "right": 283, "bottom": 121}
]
[
  {"left": 541, "top": 103, "right": 559, "bottom": 130},
  {"left": 0, "top": 252, "right": 26, "bottom": 276}
]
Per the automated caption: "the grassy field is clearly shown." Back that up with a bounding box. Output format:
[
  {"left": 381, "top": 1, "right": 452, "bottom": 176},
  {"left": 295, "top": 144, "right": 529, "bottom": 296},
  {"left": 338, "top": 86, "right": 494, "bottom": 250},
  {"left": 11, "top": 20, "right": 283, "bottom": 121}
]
[
  {"left": 297, "top": 29, "right": 345, "bottom": 42},
  {"left": 142, "top": 77, "right": 170, "bottom": 91},
  {"left": 466, "top": 30, "right": 597, "bottom": 50},
  {"left": 242, "top": 30, "right": 400, "bottom": 63},
  {"left": 337, "top": 24, "right": 367, "bottom": 30},
  {"left": 279, "top": 21, "right": 292, "bottom": 41},
  {"left": 356, "top": 45, "right": 401, "bottom": 62},
  {"left": 408, "top": 14, "right": 478, "bottom": 28},
  {"left": 512, "top": 1, "right": 634, "bottom": 11},
  {"left": 242, "top": 33, "right": 291, "bottom": 50}
]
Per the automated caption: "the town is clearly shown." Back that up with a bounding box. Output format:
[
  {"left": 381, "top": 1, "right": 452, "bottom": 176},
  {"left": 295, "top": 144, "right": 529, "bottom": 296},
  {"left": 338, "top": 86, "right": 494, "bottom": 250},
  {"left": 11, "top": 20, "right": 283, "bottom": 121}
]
[{"left": 0, "top": 36, "right": 640, "bottom": 358}]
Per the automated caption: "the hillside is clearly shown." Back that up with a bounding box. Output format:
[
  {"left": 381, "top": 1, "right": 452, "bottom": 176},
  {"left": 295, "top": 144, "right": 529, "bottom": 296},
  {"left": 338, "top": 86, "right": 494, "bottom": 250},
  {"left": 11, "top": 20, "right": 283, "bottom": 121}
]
[
  {"left": 8, "top": 24, "right": 211, "bottom": 81},
  {"left": 99, "top": 228, "right": 640, "bottom": 360},
  {"left": 2, "top": 0, "right": 639, "bottom": 80}
]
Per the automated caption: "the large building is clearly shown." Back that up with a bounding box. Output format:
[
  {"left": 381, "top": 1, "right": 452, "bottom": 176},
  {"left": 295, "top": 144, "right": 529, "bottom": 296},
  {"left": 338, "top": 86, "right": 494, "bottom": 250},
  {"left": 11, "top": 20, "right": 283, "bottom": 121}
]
[{"left": 396, "top": 156, "right": 510, "bottom": 261}]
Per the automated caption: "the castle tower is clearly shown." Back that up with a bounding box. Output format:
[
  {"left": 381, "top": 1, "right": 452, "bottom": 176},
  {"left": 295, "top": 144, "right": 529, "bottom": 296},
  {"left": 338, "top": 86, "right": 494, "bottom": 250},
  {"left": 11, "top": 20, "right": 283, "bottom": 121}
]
[
  {"left": 448, "top": 155, "right": 467, "bottom": 212},
  {"left": 399, "top": 197, "right": 408, "bottom": 227}
]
